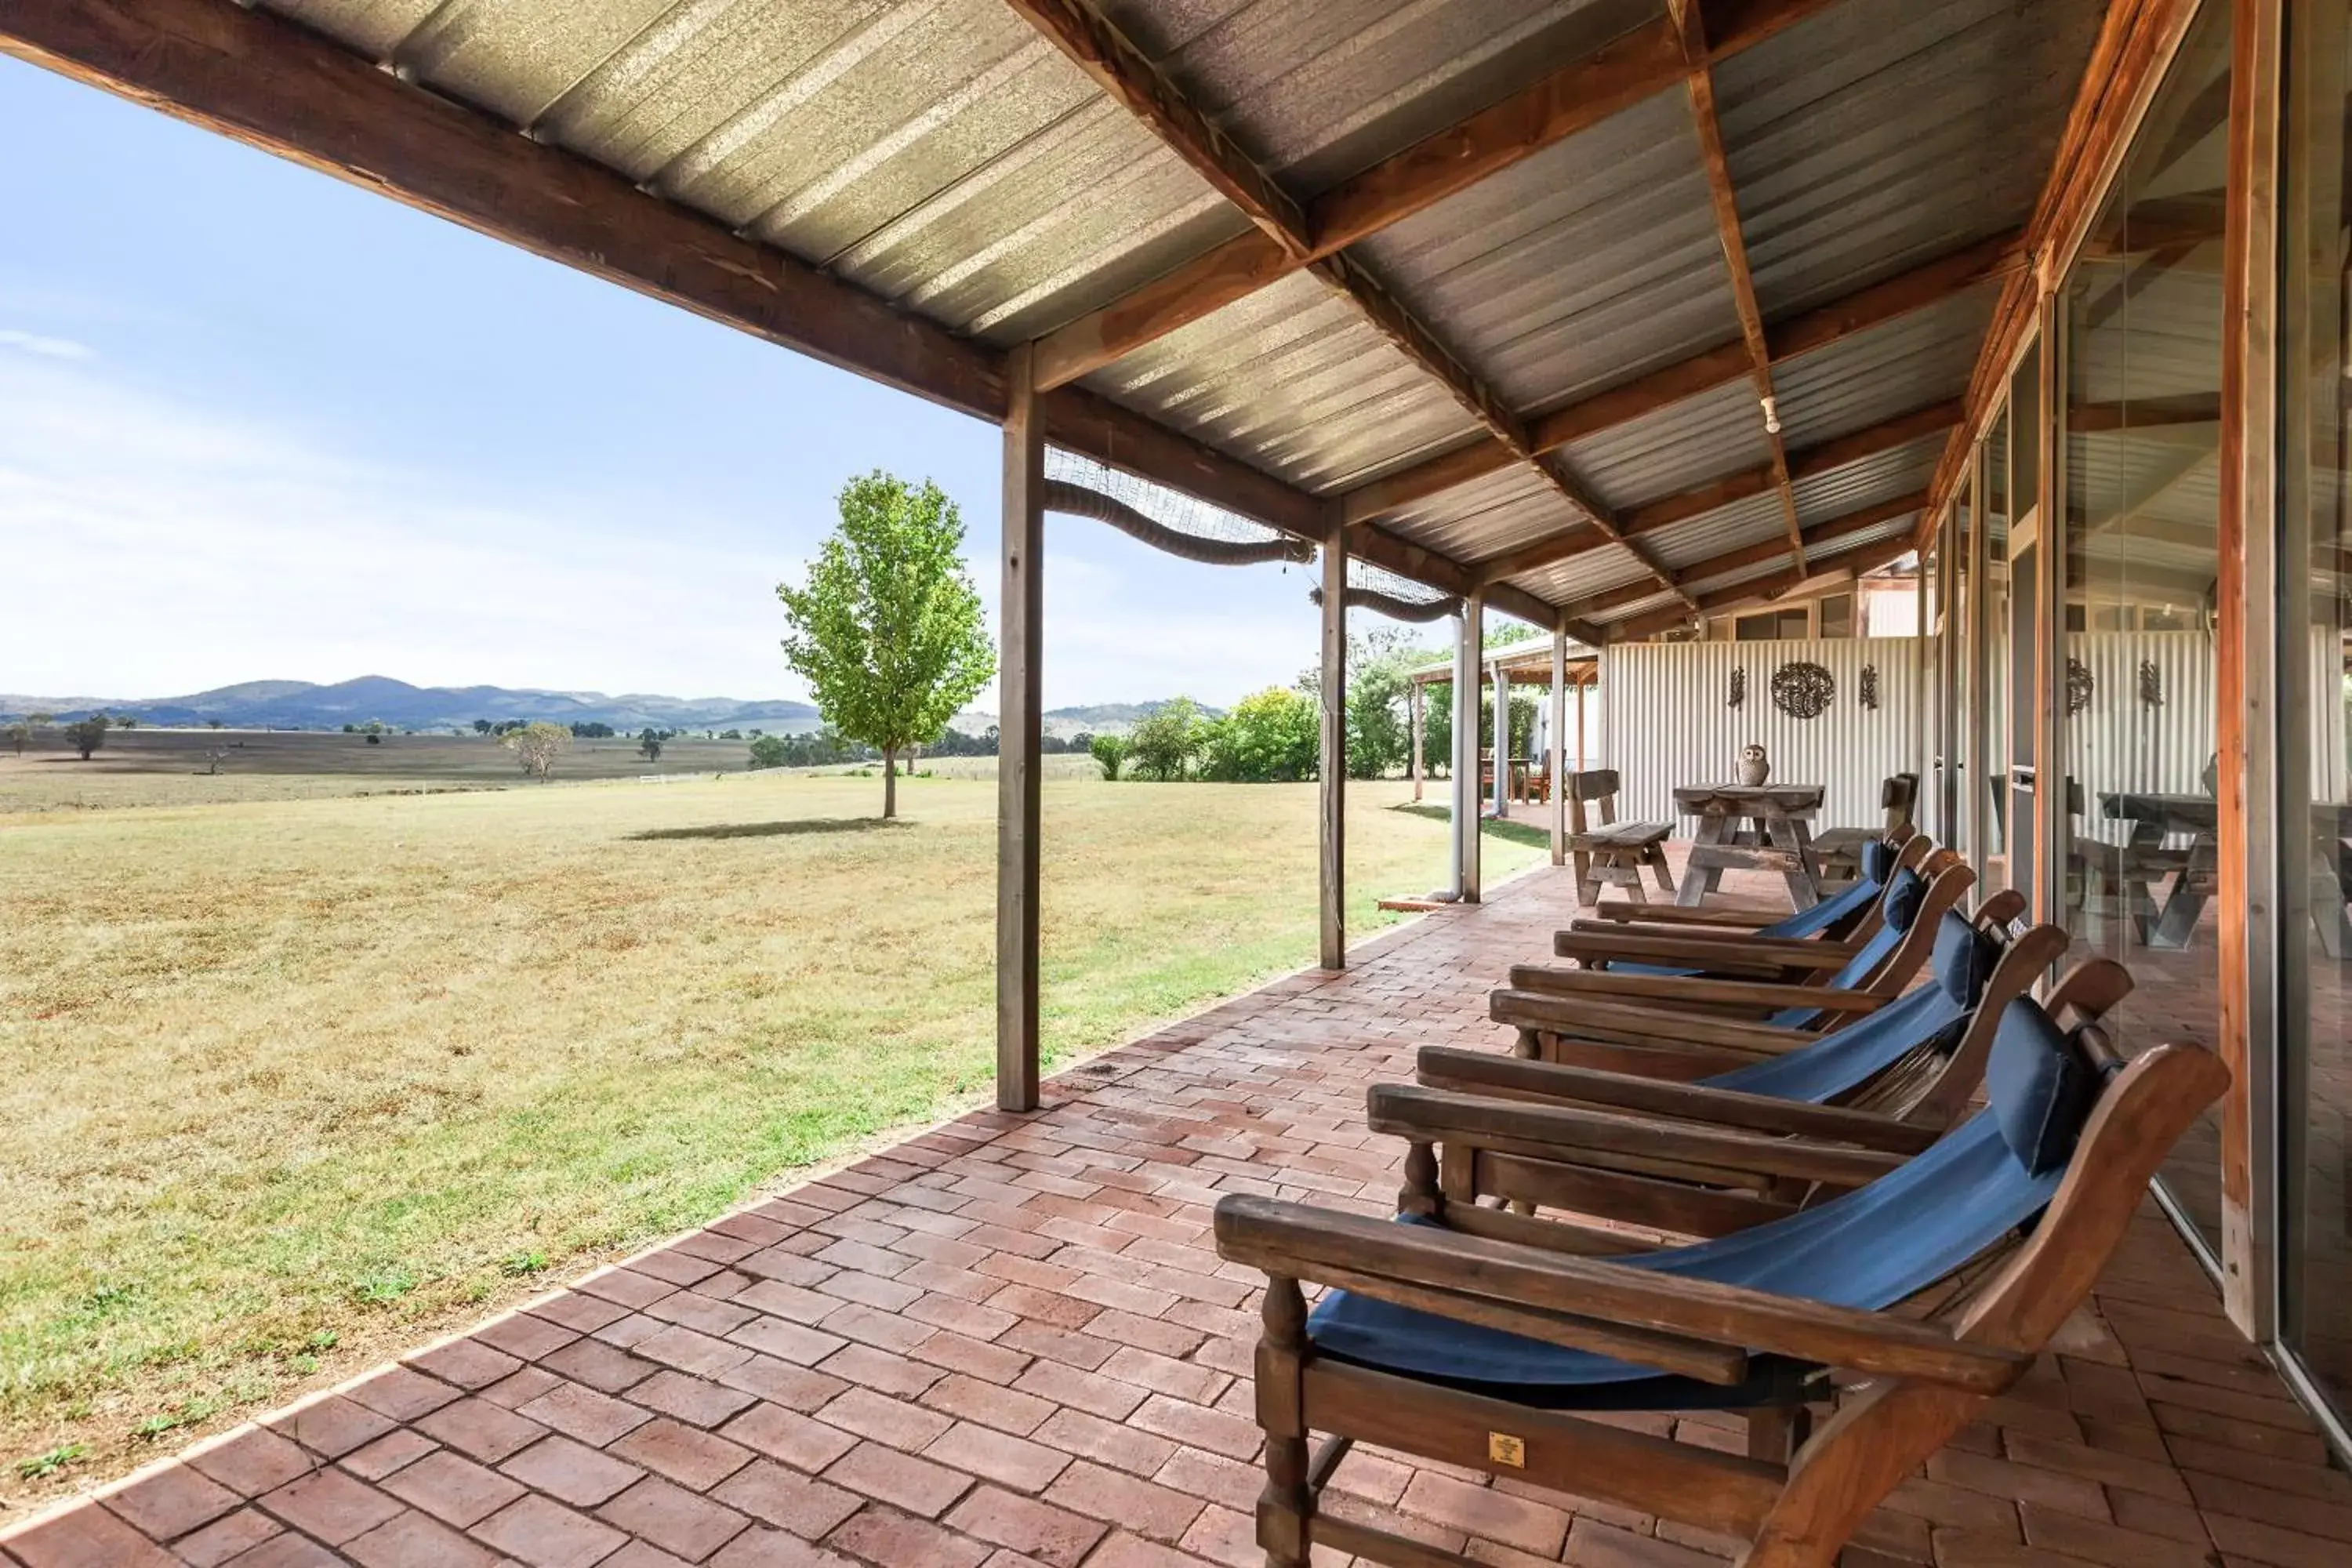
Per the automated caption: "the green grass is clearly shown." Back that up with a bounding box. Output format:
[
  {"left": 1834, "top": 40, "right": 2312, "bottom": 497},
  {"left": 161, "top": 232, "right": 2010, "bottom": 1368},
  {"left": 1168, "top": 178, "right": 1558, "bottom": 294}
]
[{"left": 0, "top": 769, "right": 1537, "bottom": 1504}]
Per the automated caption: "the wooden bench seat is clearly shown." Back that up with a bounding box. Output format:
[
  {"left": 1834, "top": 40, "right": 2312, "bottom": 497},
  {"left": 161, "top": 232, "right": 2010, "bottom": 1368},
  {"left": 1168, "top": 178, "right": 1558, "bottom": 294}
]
[
  {"left": 1566, "top": 769, "right": 1674, "bottom": 906},
  {"left": 1816, "top": 771, "right": 1918, "bottom": 887}
]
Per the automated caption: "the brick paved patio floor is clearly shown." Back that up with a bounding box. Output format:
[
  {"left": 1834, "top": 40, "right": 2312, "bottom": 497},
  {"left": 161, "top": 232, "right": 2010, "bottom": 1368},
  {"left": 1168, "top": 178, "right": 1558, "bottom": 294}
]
[{"left": 6, "top": 862, "right": 2347, "bottom": 1568}]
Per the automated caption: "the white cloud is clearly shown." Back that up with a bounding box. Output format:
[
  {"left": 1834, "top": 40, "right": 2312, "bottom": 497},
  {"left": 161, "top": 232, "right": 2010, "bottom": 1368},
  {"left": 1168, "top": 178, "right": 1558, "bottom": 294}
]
[
  {"left": 0, "top": 357, "right": 1338, "bottom": 709},
  {"left": 0, "top": 327, "right": 92, "bottom": 360}
]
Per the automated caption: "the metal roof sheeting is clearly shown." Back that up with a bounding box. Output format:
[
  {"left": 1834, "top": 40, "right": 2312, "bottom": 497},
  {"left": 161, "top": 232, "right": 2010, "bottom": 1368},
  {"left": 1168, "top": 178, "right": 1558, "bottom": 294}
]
[
  {"left": 1356, "top": 90, "right": 1747, "bottom": 417},
  {"left": 1793, "top": 433, "right": 1944, "bottom": 526},
  {"left": 1081, "top": 269, "right": 1486, "bottom": 492},
  {"left": 1712, "top": 0, "right": 2104, "bottom": 318},
  {"left": 1560, "top": 379, "right": 1776, "bottom": 513},
  {"left": 1097, "top": 0, "right": 1656, "bottom": 194},
  {"left": 235, "top": 0, "right": 2105, "bottom": 621},
  {"left": 1646, "top": 489, "right": 1795, "bottom": 573}
]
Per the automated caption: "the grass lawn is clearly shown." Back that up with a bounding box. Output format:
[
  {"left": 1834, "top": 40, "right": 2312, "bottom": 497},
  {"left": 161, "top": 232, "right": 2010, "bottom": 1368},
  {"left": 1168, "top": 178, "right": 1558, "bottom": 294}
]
[{"left": 0, "top": 768, "right": 1537, "bottom": 1505}]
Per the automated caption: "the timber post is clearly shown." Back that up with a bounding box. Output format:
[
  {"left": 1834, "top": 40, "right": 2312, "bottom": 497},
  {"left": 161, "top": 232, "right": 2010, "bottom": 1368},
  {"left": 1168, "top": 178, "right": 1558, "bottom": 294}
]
[
  {"left": 996, "top": 343, "right": 1044, "bottom": 1113},
  {"left": 1319, "top": 516, "right": 1347, "bottom": 970},
  {"left": 1456, "top": 592, "right": 1483, "bottom": 902}
]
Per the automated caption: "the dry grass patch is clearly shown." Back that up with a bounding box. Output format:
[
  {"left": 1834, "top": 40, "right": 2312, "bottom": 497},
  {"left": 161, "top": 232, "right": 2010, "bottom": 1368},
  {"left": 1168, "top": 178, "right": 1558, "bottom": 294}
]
[{"left": 0, "top": 770, "right": 1534, "bottom": 1507}]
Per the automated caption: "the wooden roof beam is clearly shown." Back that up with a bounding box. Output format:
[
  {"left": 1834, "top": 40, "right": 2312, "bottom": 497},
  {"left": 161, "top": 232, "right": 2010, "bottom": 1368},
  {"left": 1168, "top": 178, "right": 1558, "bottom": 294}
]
[
  {"left": 1617, "top": 532, "right": 1917, "bottom": 640},
  {"left": 1668, "top": 0, "right": 1803, "bottom": 557},
  {"left": 1028, "top": 0, "right": 1841, "bottom": 391},
  {"left": 1009, "top": 0, "right": 1693, "bottom": 614},
  {"left": 1341, "top": 230, "right": 2024, "bottom": 524},
  {"left": 1468, "top": 403, "right": 1959, "bottom": 583}
]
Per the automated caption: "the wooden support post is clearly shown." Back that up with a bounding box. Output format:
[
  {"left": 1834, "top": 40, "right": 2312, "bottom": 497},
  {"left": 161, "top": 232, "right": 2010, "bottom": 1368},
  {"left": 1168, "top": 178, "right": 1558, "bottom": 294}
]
[
  {"left": 1456, "top": 594, "right": 1484, "bottom": 902},
  {"left": 1319, "top": 518, "right": 1347, "bottom": 971},
  {"left": 1551, "top": 624, "right": 1569, "bottom": 867},
  {"left": 1410, "top": 681, "right": 1425, "bottom": 802},
  {"left": 996, "top": 343, "right": 1044, "bottom": 1114},
  {"left": 1492, "top": 660, "right": 1509, "bottom": 818}
]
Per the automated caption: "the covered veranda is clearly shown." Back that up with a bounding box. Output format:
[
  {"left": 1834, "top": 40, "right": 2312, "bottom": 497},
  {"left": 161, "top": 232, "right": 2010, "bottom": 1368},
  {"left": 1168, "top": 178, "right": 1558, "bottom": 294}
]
[
  {"left": 5, "top": 865, "right": 2343, "bottom": 1568},
  {"left": 4, "top": 0, "right": 2347, "bottom": 1563}
]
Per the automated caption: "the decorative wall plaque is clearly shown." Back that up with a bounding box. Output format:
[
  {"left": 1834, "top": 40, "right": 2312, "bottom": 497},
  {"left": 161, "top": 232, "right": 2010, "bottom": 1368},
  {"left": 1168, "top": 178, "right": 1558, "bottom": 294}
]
[
  {"left": 2138, "top": 658, "right": 2165, "bottom": 709},
  {"left": 2066, "top": 657, "right": 2095, "bottom": 717},
  {"left": 1771, "top": 661, "right": 1835, "bottom": 720},
  {"left": 1727, "top": 666, "right": 1747, "bottom": 709},
  {"left": 1858, "top": 664, "right": 1881, "bottom": 711}
]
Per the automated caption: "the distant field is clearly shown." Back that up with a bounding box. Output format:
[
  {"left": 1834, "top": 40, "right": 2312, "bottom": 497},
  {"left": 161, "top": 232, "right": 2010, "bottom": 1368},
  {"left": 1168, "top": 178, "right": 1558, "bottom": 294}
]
[
  {"left": 0, "top": 728, "right": 1096, "bottom": 813},
  {"left": 0, "top": 768, "right": 1536, "bottom": 1508}
]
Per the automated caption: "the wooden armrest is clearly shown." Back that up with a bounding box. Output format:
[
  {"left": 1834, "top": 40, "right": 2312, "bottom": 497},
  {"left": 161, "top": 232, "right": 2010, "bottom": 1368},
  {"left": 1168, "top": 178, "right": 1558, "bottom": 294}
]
[
  {"left": 1214, "top": 1195, "right": 2032, "bottom": 1394},
  {"left": 1490, "top": 989, "right": 1824, "bottom": 1056},
  {"left": 1367, "top": 1085, "right": 1909, "bottom": 1188},
  {"left": 1555, "top": 931, "right": 1857, "bottom": 974},
  {"left": 1411, "top": 1048, "right": 1940, "bottom": 1155},
  {"left": 1583, "top": 903, "right": 1785, "bottom": 930},
  {"left": 1507, "top": 965, "right": 1888, "bottom": 1016}
]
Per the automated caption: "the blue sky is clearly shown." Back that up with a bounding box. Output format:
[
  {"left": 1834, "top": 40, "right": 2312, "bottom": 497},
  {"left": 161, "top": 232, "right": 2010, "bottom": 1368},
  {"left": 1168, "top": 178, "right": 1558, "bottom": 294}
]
[{"left": 0, "top": 54, "right": 1385, "bottom": 710}]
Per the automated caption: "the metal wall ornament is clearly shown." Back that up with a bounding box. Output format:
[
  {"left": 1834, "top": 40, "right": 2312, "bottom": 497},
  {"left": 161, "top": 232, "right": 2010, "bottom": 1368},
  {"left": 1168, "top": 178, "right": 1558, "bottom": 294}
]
[
  {"left": 1858, "top": 664, "right": 1881, "bottom": 711},
  {"left": 2066, "top": 657, "right": 2095, "bottom": 716},
  {"left": 1771, "top": 660, "right": 1835, "bottom": 720},
  {"left": 1727, "top": 666, "right": 1747, "bottom": 709},
  {"left": 2138, "top": 658, "right": 2165, "bottom": 709}
]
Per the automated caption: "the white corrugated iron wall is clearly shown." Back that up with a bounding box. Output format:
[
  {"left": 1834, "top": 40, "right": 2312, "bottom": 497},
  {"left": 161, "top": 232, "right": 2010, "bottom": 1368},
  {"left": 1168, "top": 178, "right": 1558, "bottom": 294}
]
[
  {"left": 2062, "top": 631, "right": 2216, "bottom": 847},
  {"left": 1599, "top": 638, "right": 1929, "bottom": 833}
]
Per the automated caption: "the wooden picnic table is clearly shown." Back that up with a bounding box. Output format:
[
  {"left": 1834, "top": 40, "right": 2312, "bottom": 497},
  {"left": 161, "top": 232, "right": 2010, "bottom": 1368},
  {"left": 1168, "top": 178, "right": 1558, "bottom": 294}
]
[
  {"left": 1673, "top": 782, "right": 1825, "bottom": 910},
  {"left": 2100, "top": 792, "right": 2352, "bottom": 952}
]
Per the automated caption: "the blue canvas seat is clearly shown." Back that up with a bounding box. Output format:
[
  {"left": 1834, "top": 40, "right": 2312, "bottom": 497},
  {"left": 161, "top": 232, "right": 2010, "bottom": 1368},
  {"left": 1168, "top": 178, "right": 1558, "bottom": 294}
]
[
  {"left": 1594, "top": 838, "right": 1900, "bottom": 978},
  {"left": 1306, "top": 998, "right": 2098, "bottom": 1411}
]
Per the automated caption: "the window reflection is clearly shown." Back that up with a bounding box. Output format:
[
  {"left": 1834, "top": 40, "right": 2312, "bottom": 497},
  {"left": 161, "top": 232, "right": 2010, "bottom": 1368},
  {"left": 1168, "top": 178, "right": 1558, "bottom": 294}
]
[{"left": 2059, "top": 3, "right": 2231, "bottom": 1248}]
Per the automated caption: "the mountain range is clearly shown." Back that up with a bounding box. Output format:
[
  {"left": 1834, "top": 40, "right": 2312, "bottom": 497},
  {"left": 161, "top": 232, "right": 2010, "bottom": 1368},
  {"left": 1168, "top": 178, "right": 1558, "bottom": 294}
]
[
  {"left": 0, "top": 677, "right": 822, "bottom": 734},
  {"left": 1, "top": 681, "right": 1220, "bottom": 738}
]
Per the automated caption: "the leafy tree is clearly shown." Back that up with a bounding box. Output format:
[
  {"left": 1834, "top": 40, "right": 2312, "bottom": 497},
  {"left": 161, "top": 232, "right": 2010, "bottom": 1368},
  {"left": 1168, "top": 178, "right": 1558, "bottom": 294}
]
[
  {"left": 502, "top": 720, "right": 571, "bottom": 782},
  {"left": 473, "top": 719, "right": 493, "bottom": 735},
  {"left": 116, "top": 715, "right": 140, "bottom": 730},
  {"left": 1125, "top": 698, "right": 1202, "bottom": 782},
  {"left": 776, "top": 470, "right": 996, "bottom": 818},
  {"left": 3, "top": 722, "right": 27, "bottom": 757},
  {"left": 638, "top": 728, "right": 664, "bottom": 762},
  {"left": 571, "top": 721, "right": 614, "bottom": 739},
  {"left": 747, "top": 734, "right": 789, "bottom": 770},
  {"left": 1196, "top": 688, "right": 1319, "bottom": 782},
  {"left": 720, "top": 729, "right": 743, "bottom": 741},
  {"left": 62, "top": 714, "right": 109, "bottom": 760},
  {"left": 1088, "top": 733, "right": 1128, "bottom": 781}
]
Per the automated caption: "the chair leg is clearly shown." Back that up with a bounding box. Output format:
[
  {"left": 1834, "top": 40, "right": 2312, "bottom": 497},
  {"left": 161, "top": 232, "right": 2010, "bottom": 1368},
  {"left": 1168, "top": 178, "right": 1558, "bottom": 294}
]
[
  {"left": 1746, "top": 1403, "right": 1813, "bottom": 1464},
  {"left": 1573, "top": 849, "right": 1595, "bottom": 907},
  {"left": 1648, "top": 844, "right": 1676, "bottom": 895}
]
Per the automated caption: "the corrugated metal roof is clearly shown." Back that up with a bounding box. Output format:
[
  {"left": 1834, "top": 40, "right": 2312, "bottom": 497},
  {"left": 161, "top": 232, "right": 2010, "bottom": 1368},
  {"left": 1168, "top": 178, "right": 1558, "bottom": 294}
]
[
  {"left": 1681, "top": 555, "right": 1793, "bottom": 598},
  {"left": 1383, "top": 465, "right": 1590, "bottom": 566},
  {"left": 1560, "top": 379, "right": 1776, "bottom": 512},
  {"left": 1793, "top": 432, "right": 1944, "bottom": 526},
  {"left": 1712, "top": 0, "right": 2104, "bottom": 318},
  {"left": 1081, "top": 269, "right": 1486, "bottom": 492},
  {"left": 1097, "top": 0, "right": 1656, "bottom": 195},
  {"left": 1803, "top": 514, "right": 1918, "bottom": 568},
  {"left": 1354, "top": 89, "right": 1747, "bottom": 417},
  {"left": 1770, "top": 284, "right": 1998, "bottom": 451},
  {"left": 1510, "top": 543, "right": 1669, "bottom": 606},
  {"left": 232, "top": 0, "right": 2103, "bottom": 619},
  {"left": 1645, "top": 489, "right": 1794, "bottom": 573}
]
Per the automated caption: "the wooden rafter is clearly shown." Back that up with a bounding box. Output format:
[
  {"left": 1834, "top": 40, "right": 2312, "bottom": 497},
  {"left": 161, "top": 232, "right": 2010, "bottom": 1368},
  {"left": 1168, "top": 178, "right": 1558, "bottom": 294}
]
[
  {"left": 1472, "top": 402, "right": 1959, "bottom": 583},
  {"left": 1668, "top": 0, "right": 1804, "bottom": 557},
  {"left": 1617, "top": 531, "right": 1918, "bottom": 639},
  {"left": 1006, "top": 0, "right": 1694, "bottom": 613},
  {"left": 0, "top": 0, "right": 1574, "bottom": 629},
  {"left": 1563, "top": 491, "right": 1926, "bottom": 624},
  {"left": 1341, "top": 230, "right": 2025, "bottom": 525},
  {"left": 1026, "top": 0, "right": 1839, "bottom": 393}
]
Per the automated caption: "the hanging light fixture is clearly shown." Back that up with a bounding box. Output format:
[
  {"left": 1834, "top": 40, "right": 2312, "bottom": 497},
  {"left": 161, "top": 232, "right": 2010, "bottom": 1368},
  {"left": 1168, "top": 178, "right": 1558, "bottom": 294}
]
[{"left": 1760, "top": 394, "right": 1782, "bottom": 435}]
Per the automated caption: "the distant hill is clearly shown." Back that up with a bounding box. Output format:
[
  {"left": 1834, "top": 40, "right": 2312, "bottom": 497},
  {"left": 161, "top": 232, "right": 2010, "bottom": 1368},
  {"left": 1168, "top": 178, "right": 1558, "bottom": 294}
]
[
  {"left": 950, "top": 699, "right": 1225, "bottom": 742},
  {"left": 0, "top": 677, "right": 823, "bottom": 734}
]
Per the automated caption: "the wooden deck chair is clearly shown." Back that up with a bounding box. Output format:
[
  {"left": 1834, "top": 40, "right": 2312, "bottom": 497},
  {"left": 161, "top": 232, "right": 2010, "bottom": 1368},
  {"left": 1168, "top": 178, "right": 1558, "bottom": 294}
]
[
  {"left": 1554, "top": 839, "right": 1953, "bottom": 983},
  {"left": 1214, "top": 1012, "right": 2228, "bottom": 1568},
  {"left": 1813, "top": 772, "right": 1920, "bottom": 888},
  {"left": 1497, "top": 860, "right": 1980, "bottom": 1058},
  {"left": 1564, "top": 768, "right": 1675, "bottom": 906},
  {"left": 1385, "top": 935, "right": 2125, "bottom": 1242}
]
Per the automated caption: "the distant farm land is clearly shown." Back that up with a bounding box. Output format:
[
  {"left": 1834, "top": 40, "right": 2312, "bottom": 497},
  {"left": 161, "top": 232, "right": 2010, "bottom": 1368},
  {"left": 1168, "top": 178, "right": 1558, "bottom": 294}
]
[
  {"left": 0, "top": 768, "right": 1536, "bottom": 1508},
  {"left": 0, "top": 728, "right": 1092, "bottom": 813}
]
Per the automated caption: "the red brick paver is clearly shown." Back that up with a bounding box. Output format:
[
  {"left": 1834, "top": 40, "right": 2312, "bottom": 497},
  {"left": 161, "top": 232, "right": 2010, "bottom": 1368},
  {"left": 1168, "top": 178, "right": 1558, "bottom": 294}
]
[{"left": 5, "top": 862, "right": 2346, "bottom": 1567}]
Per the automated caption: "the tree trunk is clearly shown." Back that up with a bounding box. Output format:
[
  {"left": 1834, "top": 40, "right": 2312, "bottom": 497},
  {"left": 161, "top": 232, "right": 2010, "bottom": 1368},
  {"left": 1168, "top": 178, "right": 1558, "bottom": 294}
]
[{"left": 884, "top": 747, "right": 898, "bottom": 818}]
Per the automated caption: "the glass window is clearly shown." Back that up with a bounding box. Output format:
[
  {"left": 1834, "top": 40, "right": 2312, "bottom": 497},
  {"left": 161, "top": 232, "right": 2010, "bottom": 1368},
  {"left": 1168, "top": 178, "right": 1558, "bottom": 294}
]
[
  {"left": 2057, "top": 2, "right": 2232, "bottom": 1250},
  {"left": 2280, "top": 0, "right": 2352, "bottom": 1424}
]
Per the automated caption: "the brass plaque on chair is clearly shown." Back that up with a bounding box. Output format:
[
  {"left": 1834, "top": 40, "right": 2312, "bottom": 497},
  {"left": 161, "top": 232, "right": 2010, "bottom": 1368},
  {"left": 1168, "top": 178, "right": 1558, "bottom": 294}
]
[{"left": 1487, "top": 1432, "right": 1526, "bottom": 1468}]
